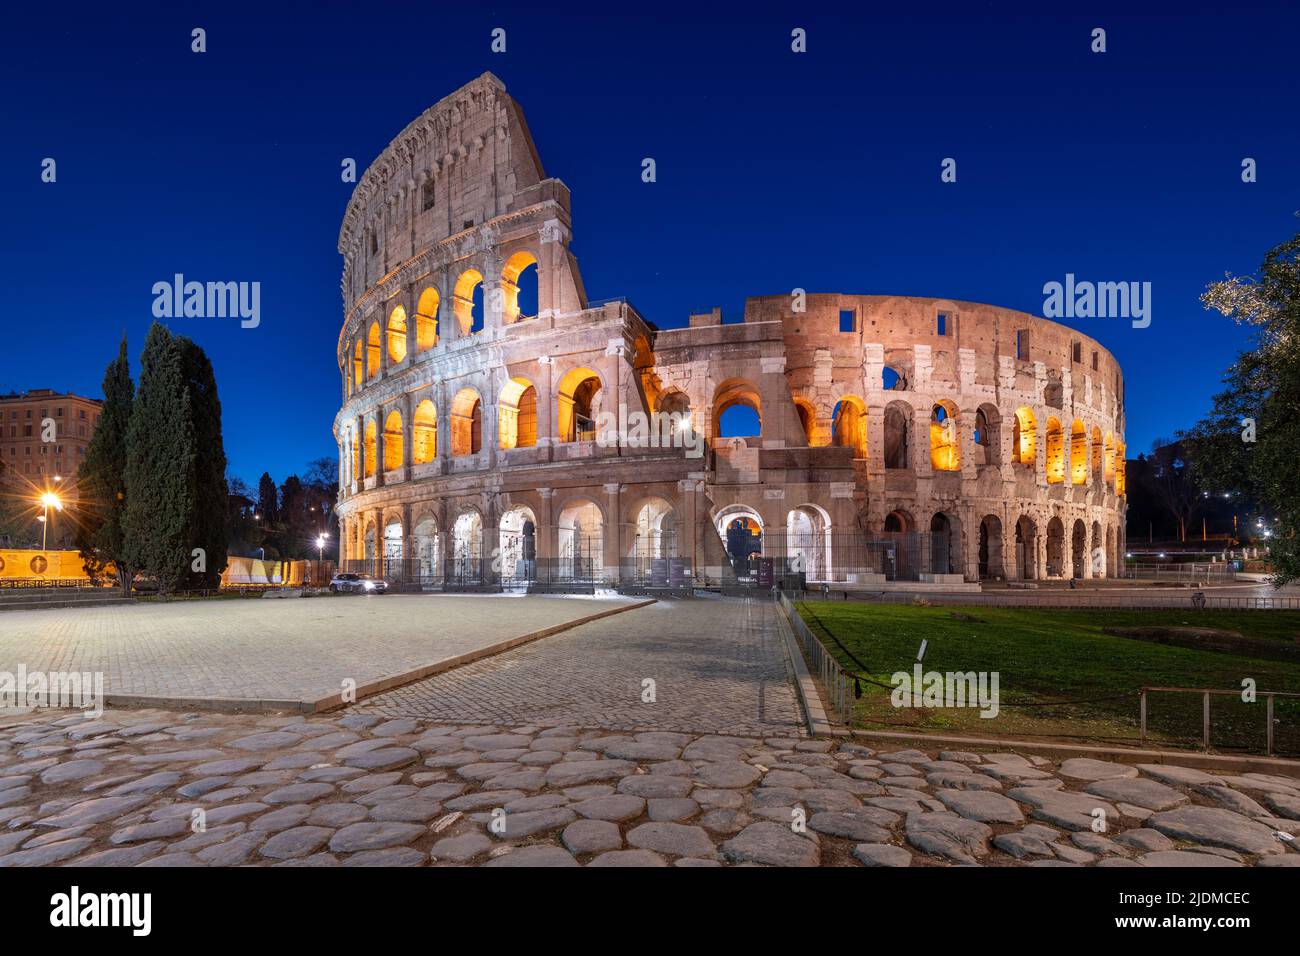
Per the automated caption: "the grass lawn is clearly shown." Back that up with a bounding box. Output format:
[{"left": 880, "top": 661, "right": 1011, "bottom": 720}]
[{"left": 794, "top": 600, "right": 1300, "bottom": 755}]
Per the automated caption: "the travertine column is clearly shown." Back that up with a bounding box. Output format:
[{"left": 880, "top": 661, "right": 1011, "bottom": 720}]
[{"left": 603, "top": 483, "right": 622, "bottom": 583}]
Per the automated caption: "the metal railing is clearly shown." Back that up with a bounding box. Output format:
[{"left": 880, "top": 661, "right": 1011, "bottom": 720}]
[
  {"left": 776, "top": 589, "right": 853, "bottom": 725},
  {"left": 1140, "top": 686, "right": 1300, "bottom": 756}
]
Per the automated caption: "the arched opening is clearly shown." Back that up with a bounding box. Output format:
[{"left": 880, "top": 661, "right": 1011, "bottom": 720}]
[
  {"left": 712, "top": 380, "right": 762, "bottom": 441},
  {"left": 1071, "top": 518, "right": 1087, "bottom": 578},
  {"left": 353, "top": 340, "right": 363, "bottom": 391},
  {"left": 717, "top": 509, "right": 763, "bottom": 580},
  {"left": 366, "top": 322, "right": 381, "bottom": 379},
  {"left": 632, "top": 498, "right": 677, "bottom": 581},
  {"left": 881, "top": 509, "right": 914, "bottom": 581},
  {"left": 453, "top": 269, "right": 485, "bottom": 336},
  {"left": 557, "top": 367, "right": 602, "bottom": 443},
  {"left": 498, "top": 377, "right": 538, "bottom": 449},
  {"left": 1106, "top": 526, "right": 1117, "bottom": 577},
  {"left": 1046, "top": 516, "right": 1066, "bottom": 577},
  {"left": 1116, "top": 443, "right": 1127, "bottom": 495},
  {"left": 558, "top": 500, "right": 603, "bottom": 581},
  {"left": 656, "top": 390, "right": 693, "bottom": 441},
  {"left": 413, "top": 515, "right": 439, "bottom": 583},
  {"left": 412, "top": 399, "right": 437, "bottom": 464},
  {"left": 350, "top": 427, "right": 360, "bottom": 484},
  {"left": 788, "top": 505, "right": 831, "bottom": 581},
  {"left": 930, "top": 401, "right": 960, "bottom": 471},
  {"left": 978, "top": 514, "right": 1004, "bottom": 580},
  {"left": 1070, "top": 419, "right": 1088, "bottom": 485},
  {"left": 502, "top": 251, "right": 539, "bottom": 324},
  {"left": 1091, "top": 425, "right": 1103, "bottom": 480},
  {"left": 382, "top": 410, "right": 403, "bottom": 473},
  {"left": 499, "top": 506, "right": 537, "bottom": 584},
  {"left": 883, "top": 402, "right": 910, "bottom": 469},
  {"left": 384, "top": 518, "right": 403, "bottom": 566},
  {"left": 387, "top": 305, "right": 408, "bottom": 365},
  {"left": 1104, "top": 432, "right": 1116, "bottom": 486},
  {"left": 363, "top": 520, "right": 377, "bottom": 562},
  {"left": 450, "top": 388, "right": 482, "bottom": 457},
  {"left": 1015, "top": 515, "right": 1037, "bottom": 580},
  {"left": 974, "top": 405, "right": 1000, "bottom": 466},
  {"left": 794, "top": 398, "right": 818, "bottom": 446},
  {"left": 930, "top": 512, "right": 956, "bottom": 574},
  {"left": 832, "top": 396, "right": 868, "bottom": 458},
  {"left": 882, "top": 366, "right": 907, "bottom": 391},
  {"left": 452, "top": 511, "right": 483, "bottom": 582},
  {"left": 363, "top": 419, "right": 377, "bottom": 478},
  {"left": 415, "top": 287, "right": 439, "bottom": 352},
  {"left": 1045, "top": 417, "right": 1065, "bottom": 484},
  {"left": 1012, "top": 407, "right": 1037, "bottom": 465}
]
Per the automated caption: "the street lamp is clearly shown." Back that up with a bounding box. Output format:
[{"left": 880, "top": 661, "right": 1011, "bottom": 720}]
[
  {"left": 38, "top": 491, "right": 62, "bottom": 551},
  {"left": 316, "top": 532, "right": 329, "bottom": 562}
]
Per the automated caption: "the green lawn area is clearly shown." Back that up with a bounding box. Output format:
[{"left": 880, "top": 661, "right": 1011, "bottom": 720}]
[{"left": 794, "top": 601, "right": 1300, "bottom": 755}]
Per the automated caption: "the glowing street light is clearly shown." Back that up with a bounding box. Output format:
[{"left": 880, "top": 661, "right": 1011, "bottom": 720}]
[
  {"left": 316, "top": 532, "right": 329, "bottom": 562},
  {"left": 38, "top": 491, "right": 63, "bottom": 551}
]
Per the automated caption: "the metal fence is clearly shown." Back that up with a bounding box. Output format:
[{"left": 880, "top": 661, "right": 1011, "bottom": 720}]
[
  {"left": 776, "top": 588, "right": 853, "bottom": 725},
  {"left": 795, "top": 587, "right": 1300, "bottom": 611},
  {"left": 1140, "top": 686, "right": 1300, "bottom": 756}
]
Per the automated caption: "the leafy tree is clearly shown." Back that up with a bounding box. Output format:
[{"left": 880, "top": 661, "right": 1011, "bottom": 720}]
[
  {"left": 176, "top": 337, "right": 229, "bottom": 588},
  {"left": 1183, "top": 229, "right": 1300, "bottom": 585},
  {"left": 76, "top": 336, "right": 135, "bottom": 590},
  {"left": 123, "top": 323, "right": 195, "bottom": 592}
]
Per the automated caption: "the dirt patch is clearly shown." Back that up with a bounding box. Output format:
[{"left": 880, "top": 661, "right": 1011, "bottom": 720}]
[{"left": 1102, "top": 625, "right": 1300, "bottom": 663}]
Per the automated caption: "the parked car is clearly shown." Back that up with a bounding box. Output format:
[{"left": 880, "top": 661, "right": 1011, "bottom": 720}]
[{"left": 328, "top": 572, "right": 389, "bottom": 594}]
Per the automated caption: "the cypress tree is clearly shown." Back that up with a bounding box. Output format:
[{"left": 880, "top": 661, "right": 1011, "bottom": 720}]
[
  {"left": 176, "top": 336, "right": 229, "bottom": 588},
  {"left": 123, "top": 323, "right": 195, "bottom": 592},
  {"left": 76, "top": 336, "right": 135, "bottom": 592}
]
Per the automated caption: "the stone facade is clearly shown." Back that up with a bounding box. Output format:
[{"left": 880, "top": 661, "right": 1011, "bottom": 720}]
[{"left": 333, "top": 73, "right": 1126, "bottom": 586}]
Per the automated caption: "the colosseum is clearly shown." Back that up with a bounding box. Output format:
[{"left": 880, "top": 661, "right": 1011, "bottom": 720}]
[{"left": 334, "top": 73, "right": 1127, "bottom": 592}]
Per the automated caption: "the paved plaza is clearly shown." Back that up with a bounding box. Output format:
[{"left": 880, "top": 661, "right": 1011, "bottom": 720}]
[
  {"left": 0, "top": 594, "right": 640, "bottom": 706},
  {"left": 0, "top": 707, "right": 1297, "bottom": 867},
  {"left": 355, "top": 597, "right": 804, "bottom": 736}
]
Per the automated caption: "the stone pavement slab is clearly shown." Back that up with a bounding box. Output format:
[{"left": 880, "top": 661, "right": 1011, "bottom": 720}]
[{"left": 0, "top": 593, "right": 640, "bottom": 707}]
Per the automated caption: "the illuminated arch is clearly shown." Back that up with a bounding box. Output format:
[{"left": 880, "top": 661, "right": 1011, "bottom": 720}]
[
  {"left": 1045, "top": 417, "right": 1065, "bottom": 483},
  {"left": 415, "top": 287, "right": 439, "bottom": 352},
  {"left": 930, "top": 401, "right": 960, "bottom": 471},
  {"left": 1091, "top": 425, "right": 1103, "bottom": 479},
  {"left": 502, "top": 251, "right": 539, "bottom": 324},
  {"left": 450, "top": 388, "right": 482, "bottom": 456},
  {"left": 363, "top": 419, "right": 377, "bottom": 477},
  {"left": 382, "top": 409, "right": 403, "bottom": 473},
  {"left": 412, "top": 399, "right": 437, "bottom": 464},
  {"left": 453, "top": 269, "right": 484, "bottom": 335},
  {"left": 1116, "top": 441, "right": 1127, "bottom": 495},
  {"left": 793, "top": 397, "right": 819, "bottom": 446},
  {"left": 832, "top": 395, "right": 868, "bottom": 458},
  {"left": 1104, "top": 432, "right": 1116, "bottom": 486},
  {"left": 499, "top": 376, "right": 538, "bottom": 449},
  {"left": 712, "top": 379, "right": 762, "bottom": 440},
  {"left": 558, "top": 367, "right": 603, "bottom": 443},
  {"left": 1011, "top": 407, "right": 1036, "bottom": 465},
  {"left": 353, "top": 340, "right": 363, "bottom": 390},
  {"left": 366, "top": 321, "right": 381, "bottom": 379},
  {"left": 387, "top": 305, "right": 407, "bottom": 364},
  {"left": 1070, "top": 419, "right": 1088, "bottom": 485}
]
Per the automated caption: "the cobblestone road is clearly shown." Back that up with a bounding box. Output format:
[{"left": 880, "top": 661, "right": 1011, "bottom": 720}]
[
  {"left": 0, "top": 594, "right": 636, "bottom": 704},
  {"left": 2, "top": 707, "right": 1296, "bottom": 867},
  {"left": 354, "top": 598, "right": 805, "bottom": 737}
]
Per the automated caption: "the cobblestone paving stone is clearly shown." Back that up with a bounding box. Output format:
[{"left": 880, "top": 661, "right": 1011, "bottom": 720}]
[
  {"left": 354, "top": 598, "right": 804, "bottom": 736},
  {"left": 0, "top": 594, "right": 635, "bottom": 703},
  {"left": 2, "top": 707, "right": 1297, "bottom": 867}
]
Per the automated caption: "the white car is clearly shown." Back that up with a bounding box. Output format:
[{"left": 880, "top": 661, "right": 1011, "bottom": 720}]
[{"left": 328, "top": 572, "right": 389, "bottom": 594}]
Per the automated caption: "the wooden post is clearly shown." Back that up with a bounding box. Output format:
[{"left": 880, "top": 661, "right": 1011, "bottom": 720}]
[
  {"left": 1203, "top": 691, "right": 1211, "bottom": 751},
  {"left": 1139, "top": 689, "right": 1147, "bottom": 745},
  {"left": 1267, "top": 695, "right": 1275, "bottom": 757}
]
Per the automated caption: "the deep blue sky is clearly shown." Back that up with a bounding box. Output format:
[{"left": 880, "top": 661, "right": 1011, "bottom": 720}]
[{"left": 4, "top": 1, "right": 1297, "bottom": 486}]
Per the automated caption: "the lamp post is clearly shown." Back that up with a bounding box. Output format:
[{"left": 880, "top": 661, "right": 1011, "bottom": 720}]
[{"left": 38, "top": 491, "right": 62, "bottom": 551}]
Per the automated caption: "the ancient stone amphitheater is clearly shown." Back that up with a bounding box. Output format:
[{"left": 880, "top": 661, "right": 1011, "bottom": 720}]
[{"left": 334, "top": 74, "right": 1127, "bottom": 590}]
